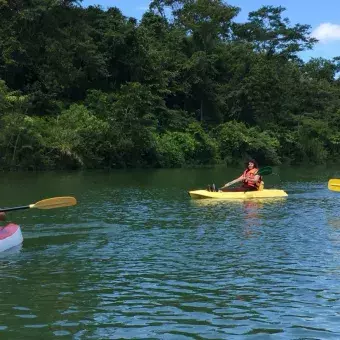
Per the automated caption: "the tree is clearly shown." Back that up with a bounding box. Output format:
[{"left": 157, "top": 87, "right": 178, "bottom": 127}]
[{"left": 233, "top": 6, "right": 317, "bottom": 59}]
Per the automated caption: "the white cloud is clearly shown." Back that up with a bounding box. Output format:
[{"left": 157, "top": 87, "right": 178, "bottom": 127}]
[{"left": 312, "top": 23, "right": 340, "bottom": 42}]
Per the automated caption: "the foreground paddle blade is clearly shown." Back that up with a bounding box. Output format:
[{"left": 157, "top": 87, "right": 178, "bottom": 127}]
[
  {"left": 328, "top": 179, "right": 340, "bottom": 192},
  {"left": 257, "top": 166, "right": 272, "bottom": 176},
  {"left": 31, "top": 197, "right": 77, "bottom": 209},
  {"left": 0, "top": 196, "right": 77, "bottom": 212}
]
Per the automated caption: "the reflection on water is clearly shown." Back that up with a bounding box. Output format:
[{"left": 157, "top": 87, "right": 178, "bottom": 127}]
[
  {"left": 1, "top": 169, "right": 340, "bottom": 338},
  {"left": 192, "top": 198, "right": 288, "bottom": 239},
  {"left": 327, "top": 218, "right": 340, "bottom": 229}
]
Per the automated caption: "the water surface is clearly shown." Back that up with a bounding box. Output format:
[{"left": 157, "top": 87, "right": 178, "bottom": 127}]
[{"left": 1, "top": 166, "right": 340, "bottom": 339}]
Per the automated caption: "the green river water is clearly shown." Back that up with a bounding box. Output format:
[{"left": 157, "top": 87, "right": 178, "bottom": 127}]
[{"left": 1, "top": 166, "right": 340, "bottom": 339}]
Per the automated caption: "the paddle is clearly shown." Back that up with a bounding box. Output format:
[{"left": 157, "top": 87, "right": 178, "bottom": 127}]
[
  {"left": 0, "top": 197, "right": 77, "bottom": 213},
  {"left": 219, "top": 166, "right": 273, "bottom": 190},
  {"left": 257, "top": 166, "right": 273, "bottom": 176},
  {"left": 328, "top": 179, "right": 340, "bottom": 192}
]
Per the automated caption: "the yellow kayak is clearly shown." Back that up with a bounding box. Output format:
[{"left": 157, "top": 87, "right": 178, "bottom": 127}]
[{"left": 188, "top": 189, "right": 288, "bottom": 200}]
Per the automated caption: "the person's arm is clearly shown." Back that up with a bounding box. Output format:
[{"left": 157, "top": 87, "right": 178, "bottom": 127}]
[
  {"left": 0, "top": 212, "right": 6, "bottom": 221},
  {"left": 223, "top": 174, "right": 244, "bottom": 188}
]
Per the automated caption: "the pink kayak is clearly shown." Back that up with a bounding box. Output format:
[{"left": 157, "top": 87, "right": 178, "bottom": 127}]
[{"left": 0, "top": 224, "right": 23, "bottom": 252}]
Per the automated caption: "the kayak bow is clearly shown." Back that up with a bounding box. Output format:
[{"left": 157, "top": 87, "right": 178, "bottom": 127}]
[{"left": 0, "top": 224, "right": 23, "bottom": 252}]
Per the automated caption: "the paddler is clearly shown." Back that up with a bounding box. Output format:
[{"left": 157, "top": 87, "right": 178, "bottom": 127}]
[
  {"left": 208, "top": 159, "right": 262, "bottom": 192},
  {"left": 0, "top": 212, "right": 6, "bottom": 221}
]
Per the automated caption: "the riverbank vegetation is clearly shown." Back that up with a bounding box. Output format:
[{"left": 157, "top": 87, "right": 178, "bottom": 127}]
[{"left": 0, "top": 0, "right": 339, "bottom": 170}]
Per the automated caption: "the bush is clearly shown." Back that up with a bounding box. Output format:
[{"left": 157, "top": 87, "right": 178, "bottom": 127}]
[
  {"left": 214, "top": 121, "right": 281, "bottom": 165},
  {"left": 0, "top": 104, "right": 110, "bottom": 170},
  {"left": 46, "top": 104, "right": 110, "bottom": 168},
  {"left": 152, "top": 131, "right": 196, "bottom": 167},
  {"left": 186, "top": 122, "right": 219, "bottom": 165}
]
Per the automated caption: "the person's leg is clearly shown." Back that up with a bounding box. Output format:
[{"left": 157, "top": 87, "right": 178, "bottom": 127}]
[
  {"left": 220, "top": 187, "right": 247, "bottom": 192},
  {"left": 220, "top": 185, "right": 257, "bottom": 192},
  {"left": 242, "top": 185, "right": 258, "bottom": 192},
  {"left": 207, "top": 184, "right": 217, "bottom": 192}
]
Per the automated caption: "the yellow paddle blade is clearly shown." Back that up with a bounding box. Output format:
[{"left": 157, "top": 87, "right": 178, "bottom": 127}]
[
  {"left": 328, "top": 179, "right": 340, "bottom": 192},
  {"left": 31, "top": 197, "right": 77, "bottom": 209}
]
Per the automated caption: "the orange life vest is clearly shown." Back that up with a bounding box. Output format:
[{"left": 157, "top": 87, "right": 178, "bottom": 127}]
[{"left": 242, "top": 168, "right": 262, "bottom": 189}]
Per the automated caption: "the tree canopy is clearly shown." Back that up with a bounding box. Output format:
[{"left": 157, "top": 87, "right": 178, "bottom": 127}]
[{"left": 0, "top": 0, "right": 339, "bottom": 170}]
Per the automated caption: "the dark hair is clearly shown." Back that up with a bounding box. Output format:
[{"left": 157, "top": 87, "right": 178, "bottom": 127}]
[{"left": 246, "top": 159, "right": 259, "bottom": 168}]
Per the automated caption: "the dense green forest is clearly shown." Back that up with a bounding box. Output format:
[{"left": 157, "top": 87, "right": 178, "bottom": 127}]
[{"left": 0, "top": 0, "right": 339, "bottom": 170}]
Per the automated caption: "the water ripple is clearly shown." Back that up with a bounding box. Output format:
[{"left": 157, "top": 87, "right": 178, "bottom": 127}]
[{"left": 1, "top": 171, "right": 340, "bottom": 338}]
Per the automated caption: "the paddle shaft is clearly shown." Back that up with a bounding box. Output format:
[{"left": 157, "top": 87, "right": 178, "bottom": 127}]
[{"left": 0, "top": 205, "right": 32, "bottom": 212}]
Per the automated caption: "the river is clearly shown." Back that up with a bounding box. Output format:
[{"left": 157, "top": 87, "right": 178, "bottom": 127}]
[{"left": 1, "top": 166, "right": 340, "bottom": 339}]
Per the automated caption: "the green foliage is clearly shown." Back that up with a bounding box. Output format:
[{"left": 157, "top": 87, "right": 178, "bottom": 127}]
[
  {"left": 152, "top": 131, "right": 195, "bottom": 167},
  {"left": 214, "top": 121, "right": 280, "bottom": 165},
  {"left": 233, "top": 6, "right": 317, "bottom": 58},
  {"left": 187, "top": 122, "right": 219, "bottom": 164},
  {"left": 0, "top": 80, "right": 28, "bottom": 114},
  {"left": 0, "top": 105, "right": 110, "bottom": 169},
  {"left": 152, "top": 122, "right": 218, "bottom": 167},
  {"left": 46, "top": 104, "right": 110, "bottom": 167},
  {"left": 0, "top": 1, "right": 339, "bottom": 169}
]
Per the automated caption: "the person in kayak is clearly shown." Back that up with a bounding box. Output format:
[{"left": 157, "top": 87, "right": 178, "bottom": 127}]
[
  {"left": 221, "top": 159, "right": 262, "bottom": 192},
  {"left": 0, "top": 212, "right": 6, "bottom": 221},
  {"left": 207, "top": 159, "right": 262, "bottom": 192}
]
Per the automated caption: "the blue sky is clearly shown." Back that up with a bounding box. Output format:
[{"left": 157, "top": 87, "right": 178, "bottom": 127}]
[{"left": 82, "top": 0, "right": 340, "bottom": 61}]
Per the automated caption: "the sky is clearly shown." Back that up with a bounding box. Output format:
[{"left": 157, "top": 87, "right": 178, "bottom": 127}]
[{"left": 81, "top": 0, "right": 340, "bottom": 61}]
